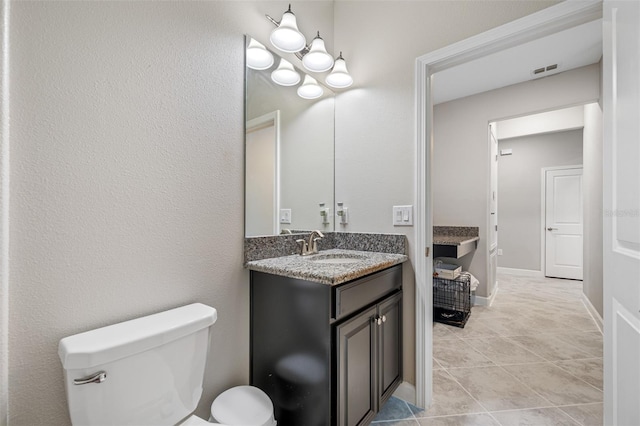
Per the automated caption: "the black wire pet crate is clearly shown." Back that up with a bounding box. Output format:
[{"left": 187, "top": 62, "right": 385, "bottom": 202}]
[{"left": 433, "top": 272, "right": 471, "bottom": 328}]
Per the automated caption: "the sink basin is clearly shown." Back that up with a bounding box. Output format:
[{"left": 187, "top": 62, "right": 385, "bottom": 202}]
[{"left": 308, "top": 253, "right": 366, "bottom": 265}]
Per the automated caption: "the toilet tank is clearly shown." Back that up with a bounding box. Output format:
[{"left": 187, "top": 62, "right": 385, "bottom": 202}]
[{"left": 58, "top": 303, "right": 217, "bottom": 426}]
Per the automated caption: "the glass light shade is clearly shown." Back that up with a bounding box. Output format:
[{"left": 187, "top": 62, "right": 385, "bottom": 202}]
[
  {"left": 302, "top": 34, "right": 334, "bottom": 73},
  {"left": 246, "top": 38, "right": 274, "bottom": 70},
  {"left": 271, "top": 58, "right": 301, "bottom": 86},
  {"left": 297, "top": 75, "right": 324, "bottom": 99},
  {"left": 270, "top": 9, "right": 306, "bottom": 53},
  {"left": 325, "top": 54, "right": 353, "bottom": 88}
]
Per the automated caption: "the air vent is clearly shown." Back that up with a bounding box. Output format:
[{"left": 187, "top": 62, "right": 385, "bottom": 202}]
[{"left": 532, "top": 63, "right": 560, "bottom": 77}]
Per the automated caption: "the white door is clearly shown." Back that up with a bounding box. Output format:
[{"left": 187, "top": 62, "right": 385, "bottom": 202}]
[
  {"left": 545, "top": 168, "right": 583, "bottom": 280},
  {"left": 245, "top": 111, "right": 280, "bottom": 236},
  {"left": 603, "top": 1, "right": 640, "bottom": 424}
]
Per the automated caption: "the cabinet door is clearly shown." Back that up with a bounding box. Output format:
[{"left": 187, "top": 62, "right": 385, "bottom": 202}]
[
  {"left": 378, "top": 292, "right": 402, "bottom": 405},
  {"left": 336, "top": 306, "right": 377, "bottom": 426}
]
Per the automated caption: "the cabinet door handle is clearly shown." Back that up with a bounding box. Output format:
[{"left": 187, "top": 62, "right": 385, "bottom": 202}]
[
  {"left": 382, "top": 315, "right": 387, "bottom": 323},
  {"left": 373, "top": 315, "right": 382, "bottom": 326}
]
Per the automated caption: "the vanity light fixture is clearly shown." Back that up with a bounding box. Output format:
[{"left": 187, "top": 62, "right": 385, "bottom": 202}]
[
  {"left": 297, "top": 75, "right": 324, "bottom": 99},
  {"left": 246, "top": 38, "right": 274, "bottom": 70},
  {"left": 268, "top": 4, "right": 306, "bottom": 53},
  {"left": 325, "top": 52, "right": 353, "bottom": 89},
  {"left": 265, "top": 5, "right": 354, "bottom": 89},
  {"left": 271, "top": 58, "right": 301, "bottom": 86},
  {"left": 302, "top": 32, "right": 334, "bottom": 73}
]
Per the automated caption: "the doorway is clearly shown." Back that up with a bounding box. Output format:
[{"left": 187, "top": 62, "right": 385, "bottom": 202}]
[{"left": 413, "top": 1, "right": 604, "bottom": 410}]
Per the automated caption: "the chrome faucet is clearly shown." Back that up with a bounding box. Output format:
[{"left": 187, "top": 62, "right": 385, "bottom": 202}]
[{"left": 296, "top": 230, "right": 324, "bottom": 256}]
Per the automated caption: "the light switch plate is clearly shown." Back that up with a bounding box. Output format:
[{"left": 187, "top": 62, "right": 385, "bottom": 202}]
[
  {"left": 280, "top": 209, "right": 292, "bottom": 224},
  {"left": 392, "top": 205, "right": 413, "bottom": 226}
]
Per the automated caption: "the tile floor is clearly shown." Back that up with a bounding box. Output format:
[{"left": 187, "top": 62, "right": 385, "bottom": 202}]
[{"left": 372, "top": 274, "right": 603, "bottom": 425}]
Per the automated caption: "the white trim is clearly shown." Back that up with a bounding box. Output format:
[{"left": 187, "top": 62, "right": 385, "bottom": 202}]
[
  {"left": 581, "top": 293, "right": 603, "bottom": 333},
  {"left": 472, "top": 285, "right": 499, "bottom": 307},
  {"left": 392, "top": 382, "right": 417, "bottom": 406},
  {"left": 1, "top": 0, "right": 9, "bottom": 424},
  {"left": 246, "top": 111, "right": 280, "bottom": 236},
  {"left": 497, "top": 267, "right": 544, "bottom": 278},
  {"left": 414, "top": 0, "right": 602, "bottom": 410}
]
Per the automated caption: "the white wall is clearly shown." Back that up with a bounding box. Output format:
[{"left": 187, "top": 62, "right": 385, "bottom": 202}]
[
  {"left": 5, "top": 1, "right": 564, "bottom": 423},
  {"left": 333, "top": 0, "right": 558, "bottom": 391},
  {"left": 583, "top": 102, "right": 604, "bottom": 317},
  {"left": 8, "top": 2, "right": 333, "bottom": 425},
  {"left": 434, "top": 64, "right": 600, "bottom": 298},
  {"left": 497, "top": 130, "right": 584, "bottom": 271},
  {"left": 497, "top": 105, "right": 584, "bottom": 140}
]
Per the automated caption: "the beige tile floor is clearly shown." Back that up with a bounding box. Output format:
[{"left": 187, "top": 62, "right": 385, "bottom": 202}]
[{"left": 372, "top": 274, "right": 603, "bottom": 425}]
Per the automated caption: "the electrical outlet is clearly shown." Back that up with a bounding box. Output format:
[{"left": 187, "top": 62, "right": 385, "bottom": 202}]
[{"left": 280, "top": 209, "right": 291, "bottom": 224}]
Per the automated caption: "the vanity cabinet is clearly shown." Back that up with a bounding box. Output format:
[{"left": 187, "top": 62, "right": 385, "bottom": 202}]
[{"left": 250, "top": 264, "right": 403, "bottom": 426}]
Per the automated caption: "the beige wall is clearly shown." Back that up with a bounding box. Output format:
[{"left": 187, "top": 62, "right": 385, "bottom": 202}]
[
  {"left": 6, "top": 1, "right": 563, "bottom": 424},
  {"left": 583, "top": 102, "right": 604, "bottom": 317},
  {"left": 434, "top": 64, "right": 601, "bottom": 298},
  {"left": 333, "top": 0, "right": 558, "bottom": 390},
  {"left": 7, "top": 2, "right": 333, "bottom": 424},
  {"left": 498, "top": 130, "right": 584, "bottom": 271}
]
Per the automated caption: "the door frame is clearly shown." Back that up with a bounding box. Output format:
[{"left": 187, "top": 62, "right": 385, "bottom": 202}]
[
  {"left": 541, "top": 165, "right": 584, "bottom": 279},
  {"left": 246, "top": 110, "right": 281, "bottom": 236},
  {"left": 413, "top": 0, "right": 602, "bottom": 409}
]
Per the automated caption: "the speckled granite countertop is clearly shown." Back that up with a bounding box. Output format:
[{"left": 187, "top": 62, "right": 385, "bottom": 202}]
[
  {"left": 433, "top": 226, "right": 479, "bottom": 246},
  {"left": 245, "top": 249, "right": 408, "bottom": 286},
  {"left": 433, "top": 235, "right": 480, "bottom": 246}
]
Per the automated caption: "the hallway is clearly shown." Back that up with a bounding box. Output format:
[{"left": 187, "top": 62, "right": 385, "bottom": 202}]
[{"left": 373, "top": 274, "right": 603, "bottom": 425}]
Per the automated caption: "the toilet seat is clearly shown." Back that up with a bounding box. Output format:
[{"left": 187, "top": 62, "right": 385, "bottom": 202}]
[{"left": 210, "top": 386, "right": 276, "bottom": 426}]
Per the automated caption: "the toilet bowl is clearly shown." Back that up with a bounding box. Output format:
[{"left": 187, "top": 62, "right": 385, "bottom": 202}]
[{"left": 210, "top": 386, "right": 276, "bottom": 426}]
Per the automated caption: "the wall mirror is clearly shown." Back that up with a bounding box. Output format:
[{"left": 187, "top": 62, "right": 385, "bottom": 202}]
[{"left": 245, "top": 35, "right": 335, "bottom": 237}]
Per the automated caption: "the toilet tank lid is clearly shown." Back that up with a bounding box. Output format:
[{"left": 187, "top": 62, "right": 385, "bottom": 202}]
[{"left": 58, "top": 303, "right": 217, "bottom": 370}]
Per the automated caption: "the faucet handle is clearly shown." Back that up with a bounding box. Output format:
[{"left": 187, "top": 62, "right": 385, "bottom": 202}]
[{"left": 296, "top": 239, "right": 308, "bottom": 255}]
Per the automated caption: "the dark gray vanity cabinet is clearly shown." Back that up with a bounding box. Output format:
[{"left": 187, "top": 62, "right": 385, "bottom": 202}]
[{"left": 250, "top": 264, "right": 403, "bottom": 426}]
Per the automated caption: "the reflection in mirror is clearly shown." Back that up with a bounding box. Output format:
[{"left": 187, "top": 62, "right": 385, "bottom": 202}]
[{"left": 245, "top": 35, "right": 335, "bottom": 237}]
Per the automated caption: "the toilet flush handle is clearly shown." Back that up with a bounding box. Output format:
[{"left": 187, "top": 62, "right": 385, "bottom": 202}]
[{"left": 74, "top": 371, "right": 107, "bottom": 385}]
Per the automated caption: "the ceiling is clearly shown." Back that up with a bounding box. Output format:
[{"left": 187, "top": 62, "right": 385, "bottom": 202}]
[{"left": 432, "top": 19, "right": 603, "bottom": 105}]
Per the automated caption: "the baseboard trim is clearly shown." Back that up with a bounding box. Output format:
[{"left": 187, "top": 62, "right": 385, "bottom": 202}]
[
  {"left": 581, "top": 293, "right": 603, "bottom": 334},
  {"left": 393, "top": 382, "right": 416, "bottom": 406},
  {"left": 497, "top": 267, "right": 544, "bottom": 278},
  {"left": 473, "top": 284, "right": 499, "bottom": 307}
]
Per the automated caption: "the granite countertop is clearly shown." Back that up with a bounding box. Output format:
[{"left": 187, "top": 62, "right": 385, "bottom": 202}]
[
  {"left": 433, "top": 235, "right": 480, "bottom": 246},
  {"left": 245, "top": 249, "right": 408, "bottom": 286}
]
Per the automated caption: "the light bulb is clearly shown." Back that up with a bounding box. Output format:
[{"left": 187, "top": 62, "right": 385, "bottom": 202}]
[
  {"left": 246, "top": 38, "right": 274, "bottom": 70},
  {"left": 271, "top": 58, "right": 301, "bottom": 86},
  {"left": 302, "top": 32, "right": 334, "bottom": 73},
  {"left": 270, "top": 5, "right": 306, "bottom": 53},
  {"left": 325, "top": 52, "right": 353, "bottom": 89},
  {"left": 297, "top": 75, "right": 324, "bottom": 99}
]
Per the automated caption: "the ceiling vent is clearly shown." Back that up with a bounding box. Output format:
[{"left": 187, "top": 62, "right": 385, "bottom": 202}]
[{"left": 532, "top": 63, "right": 560, "bottom": 77}]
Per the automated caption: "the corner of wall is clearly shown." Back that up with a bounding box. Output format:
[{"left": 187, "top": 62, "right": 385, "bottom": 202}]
[{"left": 0, "top": 0, "right": 9, "bottom": 423}]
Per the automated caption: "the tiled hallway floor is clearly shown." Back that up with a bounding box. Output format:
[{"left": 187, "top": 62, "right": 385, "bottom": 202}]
[{"left": 373, "top": 274, "right": 603, "bottom": 425}]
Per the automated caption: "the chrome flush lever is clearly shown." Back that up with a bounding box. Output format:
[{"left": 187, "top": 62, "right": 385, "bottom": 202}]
[{"left": 74, "top": 371, "right": 107, "bottom": 385}]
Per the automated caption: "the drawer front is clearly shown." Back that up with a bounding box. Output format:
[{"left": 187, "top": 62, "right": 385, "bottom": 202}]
[{"left": 333, "top": 265, "right": 402, "bottom": 321}]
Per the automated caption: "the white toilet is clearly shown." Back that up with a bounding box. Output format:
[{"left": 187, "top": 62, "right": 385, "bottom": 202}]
[{"left": 58, "top": 303, "right": 276, "bottom": 426}]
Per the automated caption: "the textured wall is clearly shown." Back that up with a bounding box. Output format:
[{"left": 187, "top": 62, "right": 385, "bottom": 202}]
[
  {"left": 8, "top": 2, "right": 333, "bottom": 425},
  {"left": 434, "top": 64, "right": 600, "bottom": 298},
  {"left": 498, "top": 130, "right": 584, "bottom": 271}
]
